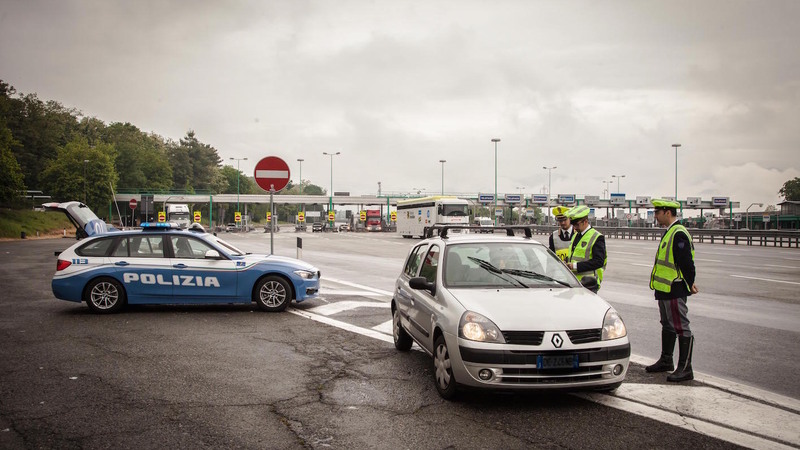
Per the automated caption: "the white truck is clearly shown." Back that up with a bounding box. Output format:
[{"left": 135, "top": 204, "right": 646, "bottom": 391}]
[{"left": 166, "top": 204, "right": 191, "bottom": 228}]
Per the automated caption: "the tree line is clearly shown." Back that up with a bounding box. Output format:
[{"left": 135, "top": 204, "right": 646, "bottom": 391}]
[{"left": 0, "top": 80, "right": 327, "bottom": 223}]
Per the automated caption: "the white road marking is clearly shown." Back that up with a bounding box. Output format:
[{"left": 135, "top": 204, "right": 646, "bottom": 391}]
[
  {"left": 730, "top": 274, "right": 800, "bottom": 285},
  {"left": 781, "top": 257, "right": 800, "bottom": 261},
  {"left": 701, "top": 252, "right": 742, "bottom": 256},
  {"left": 630, "top": 263, "right": 651, "bottom": 267},
  {"left": 320, "top": 289, "right": 387, "bottom": 298},
  {"left": 611, "top": 251, "right": 643, "bottom": 256},
  {"left": 288, "top": 308, "right": 393, "bottom": 344},
  {"left": 372, "top": 320, "right": 393, "bottom": 335},
  {"left": 324, "top": 277, "right": 394, "bottom": 296},
  {"left": 695, "top": 258, "right": 722, "bottom": 263},
  {"left": 306, "top": 300, "right": 389, "bottom": 316},
  {"left": 765, "top": 264, "right": 800, "bottom": 269}
]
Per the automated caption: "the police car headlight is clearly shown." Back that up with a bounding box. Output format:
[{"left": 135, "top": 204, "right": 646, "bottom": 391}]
[
  {"left": 293, "top": 270, "right": 316, "bottom": 279},
  {"left": 459, "top": 311, "right": 505, "bottom": 343},
  {"left": 602, "top": 309, "right": 627, "bottom": 340}
]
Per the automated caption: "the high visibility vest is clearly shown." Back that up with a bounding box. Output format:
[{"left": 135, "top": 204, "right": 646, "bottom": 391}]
[
  {"left": 551, "top": 229, "right": 572, "bottom": 261},
  {"left": 650, "top": 224, "right": 695, "bottom": 293},
  {"left": 569, "top": 228, "right": 606, "bottom": 284}
]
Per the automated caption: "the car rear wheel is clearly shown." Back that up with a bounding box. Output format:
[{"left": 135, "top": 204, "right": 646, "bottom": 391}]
[
  {"left": 84, "top": 277, "right": 125, "bottom": 314},
  {"left": 254, "top": 276, "right": 292, "bottom": 312},
  {"left": 393, "top": 307, "right": 412, "bottom": 351},
  {"left": 433, "top": 335, "right": 458, "bottom": 399}
]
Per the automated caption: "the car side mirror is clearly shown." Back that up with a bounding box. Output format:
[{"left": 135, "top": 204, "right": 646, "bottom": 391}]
[
  {"left": 580, "top": 276, "right": 598, "bottom": 292},
  {"left": 205, "top": 249, "right": 221, "bottom": 259},
  {"left": 409, "top": 276, "right": 436, "bottom": 295}
]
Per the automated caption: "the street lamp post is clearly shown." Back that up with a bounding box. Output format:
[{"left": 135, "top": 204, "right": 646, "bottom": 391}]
[
  {"left": 491, "top": 139, "right": 501, "bottom": 225},
  {"left": 229, "top": 157, "right": 248, "bottom": 216},
  {"left": 83, "top": 159, "right": 89, "bottom": 204},
  {"left": 439, "top": 159, "right": 446, "bottom": 195},
  {"left": 612, "top": 174, "right": 626, "bottom": 193},
  {"left": 296, "top": 158, "right": 304, "bottom": 195},
  {"left": 543, "top": 166, "right": 557, "bottom": 224},
  {"left": 516, "top": 186, "right": 525, "bottom": 224},
  {"left": 323, "top": 151, "right": 340, "bottom": 221},
  {"left": 672, "top": 144, "right": 681, "bottom": 200},
  {"left": 602, "top": 180, "right": 612, "bottom": 198},
  {"left": 746, "top": 202, "right": 763, "bottom": 230}
]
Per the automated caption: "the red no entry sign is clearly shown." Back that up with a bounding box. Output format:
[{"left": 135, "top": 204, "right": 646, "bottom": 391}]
[
  {"left": 129, "top": 198, "right": 137, "bottom": 210},
  {"left": 253, "top": 156, "right": 291, "bottom": 192}
]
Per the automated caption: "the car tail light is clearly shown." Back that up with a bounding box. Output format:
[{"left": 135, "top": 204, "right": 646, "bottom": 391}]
[{"left": 56, "top": 259, "right": 71, "bottom": 271}]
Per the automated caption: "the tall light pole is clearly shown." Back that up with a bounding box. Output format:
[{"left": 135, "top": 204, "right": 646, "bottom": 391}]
[
  {"left": 83, "top": 159, "right": 89, "bottom": 204},
  {"left": 602, "top": 180, "right": 612, "bottom": 198},
  {"left": 746, "top": 202, "right": 763, "bottom": 230},
  {"left": 543, "top": 166, "right": 557, "bottom": 224},
  {"left": 491, "top": 138, "right": 501, "bottom": 225},
  {"left": 230, "top": 157, "right": 248, "bottom": 215},
  {"left": 516, "top": 186, "right": 525, "bottom": 224},
  {"left": 672, "top": 144, "right": 681, "bottom": 200},
  {"left": 439, "top": 159, "right": 446, "bottom": 195},
  {"left": 296, "top": 158, "right": 304, "bottom": 195},
  {"left": 323, "top": 151, "right": 340, "bottom": 218},
  {"left": 612, "top": 174, "right": 626, "bottom": 193}
]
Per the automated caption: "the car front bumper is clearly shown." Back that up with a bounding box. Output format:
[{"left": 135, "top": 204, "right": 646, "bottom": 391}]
[{"left": 449, "top": 333, "right": 630, "bottom": 390}]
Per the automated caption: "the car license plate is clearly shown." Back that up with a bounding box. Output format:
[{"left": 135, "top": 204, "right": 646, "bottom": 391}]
[{"left": 537, "top": 355, "right": 578, "bottom": 369}]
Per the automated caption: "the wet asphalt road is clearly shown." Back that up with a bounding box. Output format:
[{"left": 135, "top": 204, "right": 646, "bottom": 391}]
[{"left": 0, "top": 235, "right": 767, "bottom": 449}]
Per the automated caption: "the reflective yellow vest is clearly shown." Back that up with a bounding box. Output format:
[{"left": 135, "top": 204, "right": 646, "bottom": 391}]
[
  {"left": 650, "top": 224, "right": 695, "bottom": 293},
  {"left": 551, "top": 229, "right": 572, "bottom": 261},
  {"left": 569, "top": 227, "right": 606, "bottom": 284}
]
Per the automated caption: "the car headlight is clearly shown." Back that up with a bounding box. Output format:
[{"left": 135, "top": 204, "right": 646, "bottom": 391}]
[
  {"left": 459, "top": 311, "right": 505, "bottom": 343},
  {"left": 602, "top": 308, "right": 627, "bottom": 340},
  {"left": 293, "top": 270, "right": 316, "bottom": 280}
]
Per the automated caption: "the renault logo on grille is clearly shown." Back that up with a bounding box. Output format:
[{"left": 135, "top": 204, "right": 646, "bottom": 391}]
[{"left": 551, "top": 333, "right": 563, "bottom": 348}]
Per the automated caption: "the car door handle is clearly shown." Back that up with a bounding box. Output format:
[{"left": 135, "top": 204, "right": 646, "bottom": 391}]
[
  {"left": 173, "top": 263, "right": 187, "bottom": 269},
  {"left": 114, "top": 261, "right": 129, "bottom": 266}
]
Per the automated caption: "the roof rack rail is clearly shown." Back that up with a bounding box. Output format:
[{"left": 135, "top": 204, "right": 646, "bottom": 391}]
[{"left": 424, "top": 225, "right": 533, "bottom": 239}]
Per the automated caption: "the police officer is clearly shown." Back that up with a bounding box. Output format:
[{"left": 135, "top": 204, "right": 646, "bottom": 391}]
[
  {"left": 565, "top": 205, "right": 606, "bottom": 293},
  {"left": 549, "top": 206, "right": 573, "bottom": 261},
  {"left": 646, "top": 199, "right": 699, "bottom": 382}
]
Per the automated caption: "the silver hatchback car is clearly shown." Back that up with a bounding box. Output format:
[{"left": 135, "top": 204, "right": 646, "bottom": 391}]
[{"left": 392, "top": 226, "right": 629, "bottom": 399}]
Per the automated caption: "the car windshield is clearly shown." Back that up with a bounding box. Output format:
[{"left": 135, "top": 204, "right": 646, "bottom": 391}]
[
  {"left": 443, "top": 242, "right": 579, "bottom": 289},
  {"left": 208, "top": 235, "right": 245, "bottom": 256},
  {"left": 442, "top": 204, "right": 469, "bottom": 217}
]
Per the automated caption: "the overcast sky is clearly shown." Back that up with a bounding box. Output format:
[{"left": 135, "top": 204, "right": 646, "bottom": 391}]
[{"left": 2, "top": 0, "right": 798, "bottom": 212}]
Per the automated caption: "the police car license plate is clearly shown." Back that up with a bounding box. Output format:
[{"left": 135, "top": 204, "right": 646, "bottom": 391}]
[{"left": 537, "top": 355, "right": 578, "bottom": 369}]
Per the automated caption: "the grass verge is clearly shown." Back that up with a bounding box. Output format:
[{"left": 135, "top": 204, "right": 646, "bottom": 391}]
[{"left": 0, "top": 208, "right": 74, "bottom": 239}]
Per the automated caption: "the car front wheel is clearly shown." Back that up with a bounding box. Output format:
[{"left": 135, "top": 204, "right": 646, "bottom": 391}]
[
  {"left": 84, "top": 277, "right": 126, "bottom": 314},
  {"left": 393, "top": 307, "right": 412, "bottom": 351},
  {"left": 433, "top": 335, "right": 458, "bottom": 399},
  {"left": 254, "top": 276, "right": 292, "bottom": 312}
]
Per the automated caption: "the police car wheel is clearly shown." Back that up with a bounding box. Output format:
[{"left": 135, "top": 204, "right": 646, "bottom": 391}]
[
  {"left": 254, "top": 276, "right": 292, "bottom": 312},
  {"left": 393, "top": 307, "right": 413, "bottom": 351},
  {"left": 84, "top": 277, "right": 125, "bottom": 314}
]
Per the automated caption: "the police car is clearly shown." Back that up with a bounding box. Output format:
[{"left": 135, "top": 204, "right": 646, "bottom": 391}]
[
  {"left": 46, "top": 202, "right": 320, "bottom": 313},
  {"left": 392, "top": 225, "right": 629, "bottom": 399}
]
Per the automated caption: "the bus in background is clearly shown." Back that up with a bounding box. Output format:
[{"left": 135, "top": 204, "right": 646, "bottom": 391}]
[
  {"left": 396, "top": 196, "right": 470, "bottom": 238},
  {"left": 166, "top": 204, "right": 191, "bottom": 228}
]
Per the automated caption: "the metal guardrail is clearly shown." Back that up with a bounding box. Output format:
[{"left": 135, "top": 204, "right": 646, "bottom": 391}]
[{"left": 528, "top": 226, "right": 800, "bottom": 248}]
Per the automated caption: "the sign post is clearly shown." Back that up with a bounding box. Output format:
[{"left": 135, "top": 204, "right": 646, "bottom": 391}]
[{"left": 254, "top": 157, "right": 291, "bottom": 255}]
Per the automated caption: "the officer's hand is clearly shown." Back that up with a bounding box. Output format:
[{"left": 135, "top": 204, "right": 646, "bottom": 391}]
[{"left": 691, "top": 284, "right": 699, "bottom": 294}]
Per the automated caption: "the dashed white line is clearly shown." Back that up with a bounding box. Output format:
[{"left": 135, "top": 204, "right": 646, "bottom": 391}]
[
  {"left": 730, "top": 274, "right": 800, "bottom": 285},
  {"left": 695, "top": 258, "right": 722, "bottom": 263}
]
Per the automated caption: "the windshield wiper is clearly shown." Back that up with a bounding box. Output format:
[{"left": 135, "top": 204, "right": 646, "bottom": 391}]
[
  {"left": 467, "top": 257, "right": 528, "bottom": 288},
  {"left": 501, "top": 269, "right": 571, "bottom": 287}
]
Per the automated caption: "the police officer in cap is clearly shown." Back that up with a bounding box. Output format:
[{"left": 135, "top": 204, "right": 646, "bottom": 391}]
[
  {"left": 565, "top": 205, "right": 606, "bottom": 293},
  {"left": 549, "top": 206, "right": 573, "bottom": 261},
  {"left": 646, "top": 199, "right": 699, "bottom": 382}
]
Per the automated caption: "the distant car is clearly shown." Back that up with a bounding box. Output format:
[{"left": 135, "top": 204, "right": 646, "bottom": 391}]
[
  {"left": 338, "top": 224, "right": 350, "bottom": 232},
  {"left": 312, "top": 222, "right": 324, "bottom": 232},
  {"left": 225, "top": 223, "right": 237, "bottom": 232},
  {"left": 45, "top": 203, "right": 320, "bottom": 314},
  {"left": 295, "top": 224, "right": 308, "bottom": 232},
  {"left": 391, "top": 225, "right": 629, "bottom": 399}
]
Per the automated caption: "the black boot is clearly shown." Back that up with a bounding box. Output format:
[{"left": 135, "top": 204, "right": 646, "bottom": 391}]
[
  {"left": 667, "top": 336, "right": 694, "bottom": 382},
  {"left": 645, "top": 330, "right": 676, "bottom": 373}
]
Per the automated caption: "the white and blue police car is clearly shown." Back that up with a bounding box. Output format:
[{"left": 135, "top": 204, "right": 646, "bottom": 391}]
[{"left": 47, "top": 202, "right": 320, "bottom": 313}]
